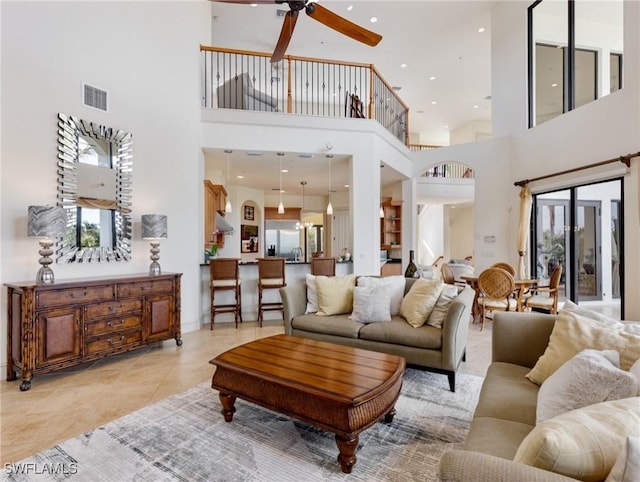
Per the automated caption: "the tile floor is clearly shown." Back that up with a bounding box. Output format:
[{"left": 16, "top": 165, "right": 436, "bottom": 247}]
[{"left": 0, "top": 319, "right": 493, "bottom": 464}]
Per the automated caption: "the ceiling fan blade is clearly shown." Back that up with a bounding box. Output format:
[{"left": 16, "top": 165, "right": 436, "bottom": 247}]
[
  {"left": 271, "top": 10, "right": 299, "bottom": 63},
  {"left": 305, "top": 2, "right": 382, "bottom": 47}
]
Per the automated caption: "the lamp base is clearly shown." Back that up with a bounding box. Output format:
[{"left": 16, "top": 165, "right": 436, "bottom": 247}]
[
  {"left": 149, "top": 261, "right": 161, "bottom": 276},
  {"left": 36, "top": 266, "right": 55, "bottom": 284}
]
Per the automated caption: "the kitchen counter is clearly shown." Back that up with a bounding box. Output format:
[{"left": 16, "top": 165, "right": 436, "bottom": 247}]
[{"left": 200, "top": 260, "right": 353, "bottom": 324}]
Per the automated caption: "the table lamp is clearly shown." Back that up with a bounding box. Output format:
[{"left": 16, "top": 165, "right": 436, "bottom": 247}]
[
  {"left": 27, "top": 205, "right": 67, "bottom": 284},
  {"left": 141, "top": 214, "right": 167, "bottom": 276}
]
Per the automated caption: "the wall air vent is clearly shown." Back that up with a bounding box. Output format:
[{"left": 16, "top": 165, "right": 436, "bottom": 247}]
[{"left": 82, "top": 83, "right": 108, "bottom": 112}]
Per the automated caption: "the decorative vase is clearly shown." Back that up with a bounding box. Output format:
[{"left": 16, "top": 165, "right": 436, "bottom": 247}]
[{"left": 405, "top": 250, "right": 418, "bottom": 278}]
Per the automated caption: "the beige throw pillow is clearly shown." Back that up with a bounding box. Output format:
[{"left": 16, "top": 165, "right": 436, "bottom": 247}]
[
  {"left": 525, "top": 309, "right": 640, "bottom": 385},
  {"left": 399, "top": 279, "right": 443, "bottom": 328},
  {"left": 606, "top": 436, "right": 640, "bottom": 482},
  {"left": 514, "top": 397, "right": 640, "bottom": 482},
  {"left": 426, "top": 284, "right": 460, "bottom": 329},
  {"left": 315, "top": 274, "right": 356, "bottom": 316}
]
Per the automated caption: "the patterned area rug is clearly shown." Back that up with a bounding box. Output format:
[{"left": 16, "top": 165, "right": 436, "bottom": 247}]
[{"left": 6, "top": 369, "right": 482, "bottom": 482}]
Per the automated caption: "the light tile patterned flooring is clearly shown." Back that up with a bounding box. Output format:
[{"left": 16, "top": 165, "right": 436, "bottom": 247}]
[{"left": 1, "top": 319, "right": 492, "bottom": 464}]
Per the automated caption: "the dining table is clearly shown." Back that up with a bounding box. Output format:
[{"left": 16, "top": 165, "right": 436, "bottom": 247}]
[{"left": 460, "top": 274, "right": 538, "bottom": 324}]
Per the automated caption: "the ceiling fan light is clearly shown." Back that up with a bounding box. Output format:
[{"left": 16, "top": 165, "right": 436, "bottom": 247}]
[{"left": 278, "top": 201, "right": 285, "bottom": 214}]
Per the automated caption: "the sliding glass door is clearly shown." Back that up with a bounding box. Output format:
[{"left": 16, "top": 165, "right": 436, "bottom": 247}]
[{"left": 532, "top": 179, "right": 623, "bottom": 312}]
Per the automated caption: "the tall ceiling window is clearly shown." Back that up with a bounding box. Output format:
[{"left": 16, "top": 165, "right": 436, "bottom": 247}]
[{"left": 528, "top": 0, "right": 623, "bottom": 127}]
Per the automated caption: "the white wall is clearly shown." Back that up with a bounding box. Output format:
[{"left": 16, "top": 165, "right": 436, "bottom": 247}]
[
  {"left": 0, "top": 1, "right": 210, "bottom": 377},
  {"left": 418, "top": 204, "right": 444, "bottom": 266},
  {"left": 447, "top": 205, "right": 475, "bottom": 261},
  {"left": 417, "top": 0, "right": 640, "bottom": 319}
]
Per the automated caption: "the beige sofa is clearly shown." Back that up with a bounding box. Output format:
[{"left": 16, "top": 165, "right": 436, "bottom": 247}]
[
  {"left": 438, "top": 311, "right": 637, "bottom": 481},
  {"left": 280, "top": 278, "right": 474, "bottom": 392}
]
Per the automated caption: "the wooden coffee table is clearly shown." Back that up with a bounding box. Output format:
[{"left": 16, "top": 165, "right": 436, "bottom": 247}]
[{"left": 209, "top": 334, "right": 406, "bottom": 474}]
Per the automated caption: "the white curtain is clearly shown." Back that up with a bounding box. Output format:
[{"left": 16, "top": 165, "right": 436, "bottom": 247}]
[{"left": 517, "top": 186, "right": 533, "bottom": 279}]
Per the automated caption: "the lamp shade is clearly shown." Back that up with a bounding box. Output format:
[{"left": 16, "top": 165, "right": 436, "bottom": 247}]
[
  {"left": 141, "top": 214, "right": 168, "bottom": 239},
  {"left": 27, "top": 205, "right": 67, "bottom": 238}
]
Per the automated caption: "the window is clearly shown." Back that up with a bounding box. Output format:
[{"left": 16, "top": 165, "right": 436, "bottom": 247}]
[{"left": 528, "top": 0, "right": 623, "bottom": 127}]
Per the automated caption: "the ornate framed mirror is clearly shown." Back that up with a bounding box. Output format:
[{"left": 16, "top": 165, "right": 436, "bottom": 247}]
[{"left": 56, "top": 113, "right": 133, "bottom": 262}]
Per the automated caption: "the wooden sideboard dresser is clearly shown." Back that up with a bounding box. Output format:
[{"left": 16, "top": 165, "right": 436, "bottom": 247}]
[{"left": 5, "top": 272, "right": 182, "bottom": 391}]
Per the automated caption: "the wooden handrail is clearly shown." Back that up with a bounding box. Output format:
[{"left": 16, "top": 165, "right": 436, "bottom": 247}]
[{"left": 371, "top": 65, "right": 410, "bottom": 112}]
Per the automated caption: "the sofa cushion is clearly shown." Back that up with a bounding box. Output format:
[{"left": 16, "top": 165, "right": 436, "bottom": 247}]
[
  {"left": 350, "top": 285, "right": 391, "bottom": 323},
  {"left": 514, "top": 397, "right": 640, "bottom": 482},
  {"left": 290, "top": 313, "right": 362, "bottom": 338},
  {"left": 473, "top": 362, "right": 540, "bottom": 426},
  {"left": 537, "top": 349, "right": 638, "bottom": 424},
  {"left": 357, "top": 275, "right": 405, "bottom": 315},
  {"left": 606, "top": 436, "right": 640, "bottom": 482},
  {"left": 631, "top": 359, "right": 640, "bottom": 396},
  {"left": 359, "top": 317, "right": 442, "bottom": 350},
  {"left": 399, "top": 278, "right": 443, "bottom": 328},
  {"left": 305, "top": 273, "right": 319, "bottom": 314},
  {"left": 525, "top": 309, "right": 640, "bottom": 385},
  {"left": 464, "top": 417, "right": 535, "bottom": 460},
  {"left": 426, "top": 284, "right": 460, "bottom": 329},
  {"left": 316, "top": 274, "right": 356, "bottom": 316}
]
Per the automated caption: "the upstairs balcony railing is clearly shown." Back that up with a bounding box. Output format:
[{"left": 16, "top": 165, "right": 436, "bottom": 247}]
[
  {"left": 420, "top": 162, "right": 474, "bottom": 179},
  {"left": 201, "top": 45, "right": 410, "bottom": 145}
]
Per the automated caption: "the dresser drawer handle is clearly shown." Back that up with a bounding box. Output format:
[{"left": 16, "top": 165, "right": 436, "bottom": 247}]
[{"left": 108, "top": 335, "right": 126, "bottom": 345}]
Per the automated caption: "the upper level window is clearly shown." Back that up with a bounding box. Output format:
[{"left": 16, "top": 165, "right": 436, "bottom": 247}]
[{"left": 528, "top": 0, "right": 623, "bottom": 127}]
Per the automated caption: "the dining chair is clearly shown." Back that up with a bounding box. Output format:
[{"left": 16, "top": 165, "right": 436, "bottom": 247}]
[
  {"left": 209, "top": 258, "right": 242, "bottom": 329},
  {"left": 310, "top": 257, "right": 336, "bottom": 276},
  {"left": 524, "top": 265, "right": 563, "bottom": 314},
  {"left": 441, "top": 263, "right": 466, "bottom": 286},
  {"left": 257, "top": 258, "right": 286, "bottom": 327},
  {"left": 489, "top": 262, "right": 516, "bottom": 277},
  {"left": 477, "top": 267, "right": 517, "bottom": 331}
]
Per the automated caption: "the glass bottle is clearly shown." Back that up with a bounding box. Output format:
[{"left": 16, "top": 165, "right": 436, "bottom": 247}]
[{"left": 405, "top": 250, "right": 418, "bottom": 278}]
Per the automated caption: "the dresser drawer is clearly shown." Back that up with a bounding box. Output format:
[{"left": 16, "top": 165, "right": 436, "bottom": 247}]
[
  {"left": 84, "top": 314, "right": 142, "bottom": 337},
  {"left": 37, "top": 285, "right": 115, "bottom": 309},
  {"left": 117, "top": 279, "right": 173, "bottom": 297},
  {"left": 85, "top": 330, "right": 142, "bottom": 356},
  {"left": 85, "top": 299, "right": 143, "bottom": 320}
]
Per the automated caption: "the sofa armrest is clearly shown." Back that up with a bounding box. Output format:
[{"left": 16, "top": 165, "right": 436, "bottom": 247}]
[
  {"left": 280, "top": 282, "right": 307, "bottom": 335},
  {"left": 438, "top": 450, "right": 577, "bottom": 482},
  {"left": 492, "top": 312, "right": 557, "bottom": 368},
  {"left": 441, "top": 286, "right": 474, "bottom": 371}
]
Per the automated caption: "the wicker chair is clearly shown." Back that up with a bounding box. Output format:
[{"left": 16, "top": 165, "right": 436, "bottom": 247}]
[
  {"left": 441, "top": 263, "right": 466, "bottom": 286},
  {"left": 489, "top": 262, "right": 516, "bottom": 277},
  {"left": 477, "top": 267, "right": 517, "bottom": 331},
  {"left": 257, "top": 258, "right": 286, "bottom": 327},
  {"left": 310, "top": 257, "right": 336, "bottom": 276},
  {"left": 524, "top": 265, "right": 563, "bottom": 314},
  {"left": 209, "top": 258, "right": 242, "bottom": 329}
]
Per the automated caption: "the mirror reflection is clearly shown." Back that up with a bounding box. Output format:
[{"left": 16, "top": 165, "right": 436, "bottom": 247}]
[{"left": 57, "top": 113, "right": 132, "bottom": 263}]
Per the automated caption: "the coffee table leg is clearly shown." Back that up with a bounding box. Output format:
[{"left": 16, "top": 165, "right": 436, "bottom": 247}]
[
  {"left": 335, "top": 434, "right": 358, "bottom": 474},
  {"left": 384, "top": 406, "right": 397, "bottom": 423},
  {"left": 219, "top": 392, "right": 236, "bottom": 422}
]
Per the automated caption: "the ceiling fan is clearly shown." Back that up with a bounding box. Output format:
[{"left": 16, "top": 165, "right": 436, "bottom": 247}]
[{"left": 211, "top": 0, "right": 383, "bottom": 63}]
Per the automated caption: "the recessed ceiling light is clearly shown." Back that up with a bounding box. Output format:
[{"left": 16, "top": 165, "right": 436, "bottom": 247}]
[
  {"left": 400, "top": 63, "right": 407, "bottom": 68},
  {"left": 431, "top": 101, "right": 437, "bottom": 105},
  {"left": 551, "top": 83, "right": 558, "bottom": 87},
  {"left": 429, "top": 76, "right": 436, "bottom": 81},
  {"left": 370, "top": 16, "right": 378, "bottom": 23},
  {"left": 250, "top": 3, "right": 258, "bottom": 7},
  {"left": 281, "top": 169, "right": 288, "bottom": 173},
  {"left": 344, "top": 184, "right": 350, "bottom": 188},
  {"left": 347, "top": 5, "right": 353, "bottom": 11},
  {"left": 443, "top": 125, "right": 449, "bottom": 129},
  {"left": 473, "top": 105, "right": 479, "bottom": 109},
  {"left": 478, "top": 27, "right": 486, "bottom": 33},
  {"left": 237, "top": 175, "right": 244, "bottom": 179}
]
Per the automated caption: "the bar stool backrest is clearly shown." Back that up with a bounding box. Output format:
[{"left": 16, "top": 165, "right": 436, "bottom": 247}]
[
  {"left": 311, "top": 257, "right": 336, "bottom": 276},
  {"left": 210, "top": 258, "right": 240, "bottom": 284},
  {"left": 258, "top": 258, "right": 286, "bottom": 285}
]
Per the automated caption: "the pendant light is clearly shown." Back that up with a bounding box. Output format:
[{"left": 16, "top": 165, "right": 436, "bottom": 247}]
[
  {"left": 296, "top": 181, "right": 313, "bottom": 230},
  {"left": 380, "top": 204, "right": 385, "bottom": 218},
  {"left": 224, "top": 149, "right": 232, "bottom": 213},
  {"left": 326, "top": 154, "right": 333, "bottom": 215},
  {"left": 277, "top": 152, "right": 285, "bottom": 214}
]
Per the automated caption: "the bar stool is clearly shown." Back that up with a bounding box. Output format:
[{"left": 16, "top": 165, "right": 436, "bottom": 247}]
[
  {"left": 257, "top": 257, "right": 286, "bottom": 327},
  {"left": 310, "top": 257, "right": 336, "bottom": 276},
  {"left": 209, "top": 258, "right": 242, "bottom": 329}
]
